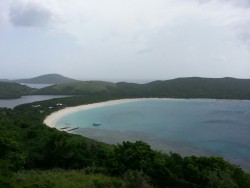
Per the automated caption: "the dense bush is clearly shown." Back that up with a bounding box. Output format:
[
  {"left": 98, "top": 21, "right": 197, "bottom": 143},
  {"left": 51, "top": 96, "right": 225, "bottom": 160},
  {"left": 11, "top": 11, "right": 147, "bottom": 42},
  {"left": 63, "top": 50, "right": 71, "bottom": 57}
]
[{"left": 107, "top": 141, "right": 250, "bottom": 187}]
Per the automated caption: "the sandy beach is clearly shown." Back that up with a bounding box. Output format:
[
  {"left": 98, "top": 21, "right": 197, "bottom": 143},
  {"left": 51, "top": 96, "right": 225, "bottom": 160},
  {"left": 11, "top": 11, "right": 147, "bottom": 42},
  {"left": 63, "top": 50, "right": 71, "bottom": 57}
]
[{"left": 44, "top": 98, "right": 156, "bottom": 128}]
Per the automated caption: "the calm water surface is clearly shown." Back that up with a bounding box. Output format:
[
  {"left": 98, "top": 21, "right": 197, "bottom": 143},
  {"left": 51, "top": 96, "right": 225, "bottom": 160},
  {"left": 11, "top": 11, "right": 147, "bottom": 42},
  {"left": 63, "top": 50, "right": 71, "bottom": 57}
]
[
  {"left": 20, "top": 83, "right": 53, "bottom": 89},
  {"left": 0, "top": 83, "right": 63, "bottom": 108},
  {"left": 56, "top": 99, "right": 250, "bottom": 171},
  {"left": 0, "top": 95, "right": 68, "bottom": 108}
]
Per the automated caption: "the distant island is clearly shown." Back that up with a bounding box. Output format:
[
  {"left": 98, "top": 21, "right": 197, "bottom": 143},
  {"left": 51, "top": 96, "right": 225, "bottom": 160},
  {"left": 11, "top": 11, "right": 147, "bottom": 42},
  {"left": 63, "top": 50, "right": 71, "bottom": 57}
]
[
  {"left": 13, "top": 73, "right": 79, "bottom": 84},
  {"left": 1, "top": 74, "right": 250, "bottom": 99}
]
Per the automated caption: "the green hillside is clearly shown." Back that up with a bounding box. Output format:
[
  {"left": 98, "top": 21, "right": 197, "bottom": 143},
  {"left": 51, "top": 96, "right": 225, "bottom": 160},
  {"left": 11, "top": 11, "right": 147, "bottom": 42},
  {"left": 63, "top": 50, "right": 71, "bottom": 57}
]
[
  {"left": 36, "top": 81, "right": 117, "bottom": 95},
  {"left": 14, "top": 74, "right": 78, "bottom": 84},
  {"left": 2, "top": 76, "right": 250, "bottom": 99},
  {"left": 35, "top": 77, "right": 250, "bottom": 100},
  {"left": 139, "top": 77, "right": 250, "bottom": 99},
  {"left": 0, "top": 82, "right": 34, "bottom": 99}
]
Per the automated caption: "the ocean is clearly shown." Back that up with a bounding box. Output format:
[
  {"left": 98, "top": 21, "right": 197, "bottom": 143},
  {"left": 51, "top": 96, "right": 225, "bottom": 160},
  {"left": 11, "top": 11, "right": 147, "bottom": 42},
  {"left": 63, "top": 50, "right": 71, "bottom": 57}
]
[{"left": 56, "top": 99, "right": 250, "bottom": 171}]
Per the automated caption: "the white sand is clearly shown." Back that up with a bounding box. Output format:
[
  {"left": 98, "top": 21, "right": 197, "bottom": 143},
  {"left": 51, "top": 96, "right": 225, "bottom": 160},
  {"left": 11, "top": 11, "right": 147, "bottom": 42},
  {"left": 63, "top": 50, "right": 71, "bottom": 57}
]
[{"left": 44, "top": 98, "right": 159, "bottom": 128}]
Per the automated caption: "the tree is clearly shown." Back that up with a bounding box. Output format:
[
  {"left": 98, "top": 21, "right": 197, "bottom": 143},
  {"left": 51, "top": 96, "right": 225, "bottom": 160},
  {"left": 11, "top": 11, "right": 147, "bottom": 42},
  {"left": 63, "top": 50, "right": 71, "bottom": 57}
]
[{"left": 108, "top": 141, "right": 174, "bottom": 187}]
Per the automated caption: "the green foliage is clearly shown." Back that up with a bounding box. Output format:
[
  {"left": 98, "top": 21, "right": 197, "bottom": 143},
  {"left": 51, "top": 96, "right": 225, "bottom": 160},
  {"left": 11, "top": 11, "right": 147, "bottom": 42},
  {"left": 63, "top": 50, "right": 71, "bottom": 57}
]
[
  {"left": 123, "top": 170, "right": 151, "bottom": 188},
  {"left": 109, "top": 141, "right": 155, "bottom": 174},
  {"left": 181, "top": 156, "right": 250, "bottom": 187},
  {"left": 0, "top": 162, "right": 14, "bottom": 188},
  {"left": 40, "top": 132, "right": 111, "bottom": 169},
  {"left": 13, "top": 170, "right": 124, "bottom": 188},
  {"left": 0, "top": 109, "right": 26, "bottom": 187},
  {"left": 0, "top": 137, "right": 26, "bottom": 171},
  {"left": 0, "top": 110, "right": 26, "bottom": 172},
  {"left": 107, "top": 141, "right": 250, "bottom": 187},
  {"left": 108, "top": 141, "right": 189, "bottom": 187}
]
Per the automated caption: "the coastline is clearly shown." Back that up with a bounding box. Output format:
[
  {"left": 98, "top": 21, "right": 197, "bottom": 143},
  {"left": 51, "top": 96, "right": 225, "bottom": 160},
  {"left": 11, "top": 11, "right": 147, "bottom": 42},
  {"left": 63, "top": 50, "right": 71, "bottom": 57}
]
[
  {"left": 43, "top": 98, "right": 250, "bottom": 172},
  {"left": 44, "top": 98, "right": 162, "bottom": 128}
]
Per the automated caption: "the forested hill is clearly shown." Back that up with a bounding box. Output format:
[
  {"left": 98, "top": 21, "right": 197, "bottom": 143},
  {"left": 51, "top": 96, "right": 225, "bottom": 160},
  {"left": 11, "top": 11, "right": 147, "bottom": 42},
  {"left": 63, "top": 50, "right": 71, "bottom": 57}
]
[
  {"left": 14, "top": 74, "right": 78, "bottom": 84},
  {"left": 133, "top": 77, "right": 250, "bottom": 99},
  {"left": 35, "top": 77, "right": 250, "bottom": 99},
  {"left": 36, "top": 81, "right": 116, "bottom": 95},
  {"left": 0, "top": 82, "right": 34, "bottom": 99},
  {"left": 2, "top": 77, "right": 250, "bottom": 99}
]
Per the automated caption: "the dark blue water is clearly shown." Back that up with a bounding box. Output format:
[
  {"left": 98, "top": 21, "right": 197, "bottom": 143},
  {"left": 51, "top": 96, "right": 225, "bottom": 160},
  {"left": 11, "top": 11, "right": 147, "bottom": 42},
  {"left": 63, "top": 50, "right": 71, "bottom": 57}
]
[{"left": 56, "top": 99, "right": 250, "bottom": 170}]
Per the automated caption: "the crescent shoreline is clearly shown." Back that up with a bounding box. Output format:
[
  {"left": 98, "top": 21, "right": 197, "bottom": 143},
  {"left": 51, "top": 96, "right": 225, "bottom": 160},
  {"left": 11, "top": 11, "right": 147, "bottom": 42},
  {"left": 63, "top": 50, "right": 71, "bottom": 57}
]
[{"left": 43, "top": 98, "right": 172, "bottom": 128}]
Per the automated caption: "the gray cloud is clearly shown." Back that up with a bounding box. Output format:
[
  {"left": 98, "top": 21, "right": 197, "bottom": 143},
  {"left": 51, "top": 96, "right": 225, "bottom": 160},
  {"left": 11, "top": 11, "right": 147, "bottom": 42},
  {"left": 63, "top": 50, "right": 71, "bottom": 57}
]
[
  {"left": 136, "top": 48, "right": 151, "bottom": 54},
  {"left": 197, "top": 0, "right": 250, "bottom": 7},
  {"left": 225, "top": 0, "right": 250, "bottom": 7},
  {"left": 9, "top": 1, "right": 53, "bottom": 27},
  {"left": 0, "top": 13, "right": 4, "bottom": 25},
  {"left": 238, "top": 24, "right": 250, "bottom": 46}
]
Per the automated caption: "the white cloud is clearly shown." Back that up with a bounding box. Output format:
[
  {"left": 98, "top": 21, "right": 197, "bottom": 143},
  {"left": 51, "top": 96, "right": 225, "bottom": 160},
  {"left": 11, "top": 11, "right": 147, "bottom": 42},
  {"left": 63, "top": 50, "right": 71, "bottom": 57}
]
[{"left": 0, "top": 1, "right": 11, "bottom": 28}]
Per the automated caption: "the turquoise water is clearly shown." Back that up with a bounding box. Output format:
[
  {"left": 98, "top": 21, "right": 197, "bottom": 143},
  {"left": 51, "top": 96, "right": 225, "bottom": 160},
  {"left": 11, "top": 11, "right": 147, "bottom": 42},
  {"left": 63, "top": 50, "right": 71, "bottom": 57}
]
[{"left": 56, "top": 99, "right": 250, "bottom": 170}]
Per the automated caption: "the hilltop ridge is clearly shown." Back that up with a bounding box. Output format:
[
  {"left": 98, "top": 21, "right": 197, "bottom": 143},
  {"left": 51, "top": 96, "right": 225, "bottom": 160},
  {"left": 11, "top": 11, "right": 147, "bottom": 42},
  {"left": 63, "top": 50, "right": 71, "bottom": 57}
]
[
  {"left": 1, "top": 75, "right": 250, "bottom": 99},
  {"left": 37, "top": 80, "right": 116, "bottom": 95},
  {"left": 13, "top": 74, "right": 78, "bottom": 84},
  {"left": 35, "top": 76, "right": 250, "bottom": 99}
]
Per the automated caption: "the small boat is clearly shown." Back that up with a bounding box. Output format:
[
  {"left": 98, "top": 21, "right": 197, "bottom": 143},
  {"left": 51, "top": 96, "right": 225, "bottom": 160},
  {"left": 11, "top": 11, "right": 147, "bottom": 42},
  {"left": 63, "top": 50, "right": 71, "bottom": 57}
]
[
  {"left": 92, "top": 122, "right": 101, "bottom": 127},
  {"left": 67, "top": 127, "right": 79, "bottom": 131},
  {"left": 60, "top": 126, "right": 70, "bottom": 130}
]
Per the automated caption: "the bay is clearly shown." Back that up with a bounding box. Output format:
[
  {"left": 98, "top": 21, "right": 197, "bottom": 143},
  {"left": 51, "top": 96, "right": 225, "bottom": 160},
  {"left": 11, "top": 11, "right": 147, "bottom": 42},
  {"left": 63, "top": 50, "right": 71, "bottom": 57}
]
[
  {"left": 20, "top": 83, "right": 53, "bottom": 89},
  {"left": 0, "top": 95, "right": 69, "bottom": 108},
  {"left": 56, "top": 99, "right": 250, "bottom": 171}
]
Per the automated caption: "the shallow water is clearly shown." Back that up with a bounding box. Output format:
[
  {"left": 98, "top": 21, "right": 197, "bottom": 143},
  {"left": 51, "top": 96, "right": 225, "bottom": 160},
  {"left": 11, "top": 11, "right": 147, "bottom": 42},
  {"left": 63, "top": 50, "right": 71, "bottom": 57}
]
[{"left": 56, "top": 99, "right": 250, "bottom": 171}]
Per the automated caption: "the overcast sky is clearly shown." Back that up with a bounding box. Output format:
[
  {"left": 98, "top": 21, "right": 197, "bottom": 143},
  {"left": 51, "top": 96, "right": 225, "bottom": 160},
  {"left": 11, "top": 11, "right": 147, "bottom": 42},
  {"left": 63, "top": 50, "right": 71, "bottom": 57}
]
[{"left": 0, "top": 0, "right": 250, "bottom": 81}]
